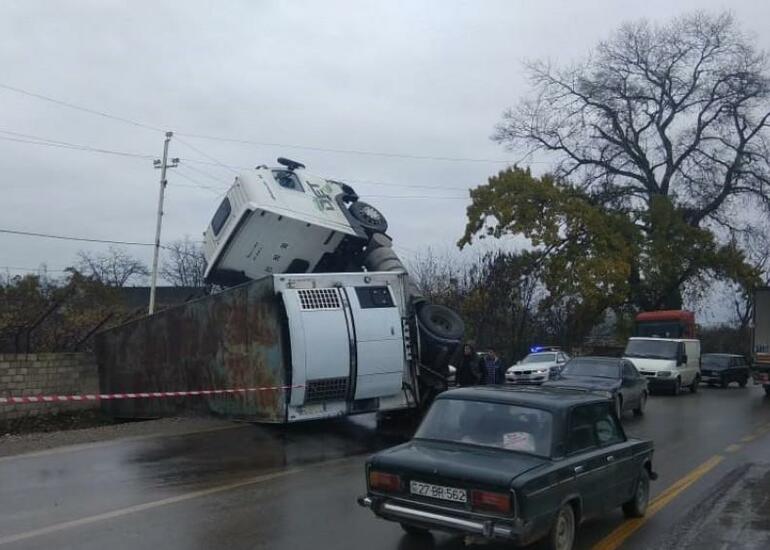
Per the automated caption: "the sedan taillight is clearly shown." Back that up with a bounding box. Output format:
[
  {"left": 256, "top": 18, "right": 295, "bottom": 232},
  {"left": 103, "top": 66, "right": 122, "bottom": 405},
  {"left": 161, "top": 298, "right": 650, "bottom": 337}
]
[
  {"left": 470, "top": 489, "right": 511, "bottom": 514},
  {"left": 369, "top": 471, "right": 402, "bottom": 493}
]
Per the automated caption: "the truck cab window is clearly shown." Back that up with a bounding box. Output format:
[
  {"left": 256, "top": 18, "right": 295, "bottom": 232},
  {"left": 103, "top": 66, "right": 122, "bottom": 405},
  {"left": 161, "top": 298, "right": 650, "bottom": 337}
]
[{"left": 273, "top": 170, "right": 304, "bottom": 192}]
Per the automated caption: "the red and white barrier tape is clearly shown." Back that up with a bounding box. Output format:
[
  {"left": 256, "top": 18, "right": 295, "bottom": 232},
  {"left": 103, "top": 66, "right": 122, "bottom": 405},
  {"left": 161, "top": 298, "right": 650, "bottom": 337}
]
[{"left": 0, "top": 384, "right": 305, "bottom": 405}]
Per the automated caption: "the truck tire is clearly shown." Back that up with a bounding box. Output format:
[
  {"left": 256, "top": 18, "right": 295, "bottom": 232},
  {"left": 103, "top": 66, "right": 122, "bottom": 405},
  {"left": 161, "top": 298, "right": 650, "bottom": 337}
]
[
  {"left": 690, "top": 376, "right": 699, "bottom": 393},
  {"left": 622, "top": 469, "right": 650, "bottom": 518},
  {"left": 739, "top": 377, "right": 748, "bottom": 388},
  {"left": 416, "top": 303, "right": 464, "bottom": 341},
  {"left": 765, "top": 385, "right": 770, "bottom": 397},
  {"left": 349, "top": 201, "right": 388, "bottom": 233}
]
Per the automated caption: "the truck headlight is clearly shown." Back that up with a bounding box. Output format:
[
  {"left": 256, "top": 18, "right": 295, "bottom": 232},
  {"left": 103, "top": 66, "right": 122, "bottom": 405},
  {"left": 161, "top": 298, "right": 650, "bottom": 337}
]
[{"left": 658, "top": 371, "right": 672, "bottom": 377}]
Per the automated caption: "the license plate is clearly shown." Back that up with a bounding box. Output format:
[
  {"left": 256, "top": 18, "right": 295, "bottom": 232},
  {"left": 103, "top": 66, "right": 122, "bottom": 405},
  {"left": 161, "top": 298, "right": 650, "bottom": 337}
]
[{"left": 410, "top": 481, "right": 467, "bottom": 503}]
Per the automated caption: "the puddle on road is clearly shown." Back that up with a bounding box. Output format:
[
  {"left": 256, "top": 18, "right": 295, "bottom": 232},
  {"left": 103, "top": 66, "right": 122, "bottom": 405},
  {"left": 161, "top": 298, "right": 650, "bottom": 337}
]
[{"left": 125, "top": 414, "right": 415, "bottom": 488}]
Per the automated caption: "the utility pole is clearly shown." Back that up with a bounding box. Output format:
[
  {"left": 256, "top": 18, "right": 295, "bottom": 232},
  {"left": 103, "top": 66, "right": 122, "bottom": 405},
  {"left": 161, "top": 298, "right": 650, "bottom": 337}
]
[{"left": 149, "top": 131, "right": 179, "bottom": 315}]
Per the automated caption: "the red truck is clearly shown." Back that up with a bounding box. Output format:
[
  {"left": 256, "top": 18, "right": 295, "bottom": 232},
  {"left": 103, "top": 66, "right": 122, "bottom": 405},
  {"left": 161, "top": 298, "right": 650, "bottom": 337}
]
[{"left": 634, "top": 310, "right": 696, "bottom": 339}]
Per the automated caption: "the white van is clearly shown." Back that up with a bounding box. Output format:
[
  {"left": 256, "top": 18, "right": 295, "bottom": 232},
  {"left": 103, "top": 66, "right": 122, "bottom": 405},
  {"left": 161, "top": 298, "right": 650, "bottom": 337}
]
[{"left": 623, "top": 337, "right": 701, "bottom": 395}]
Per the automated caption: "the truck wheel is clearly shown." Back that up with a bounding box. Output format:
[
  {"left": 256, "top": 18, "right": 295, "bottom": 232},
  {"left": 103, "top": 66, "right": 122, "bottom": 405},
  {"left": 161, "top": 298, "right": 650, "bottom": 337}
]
[
  {"left": 622, "top": 469, "right": 650, "bottom": 518},
  {"left": 690, "top": 376, "right": 699, "bottom": 393},
  {"left": 672, "top": 378, "right": 681, "bottom": 396},
  {"left": 633, "top": 392, "right": 647, "bottom": 416},
  {"left": 545, "top": 503, "right": 576, "bottom": 550},
  {"left": 720, "top": 377, "right": 728, "bottom": 389},
  {"left": 400, "top": 523, "right": 429, "bottom": 536},
  {"left": 416, "top": 303, "right": 464, "bottom": 341},
  {"left": 349, "top": 201, "right": 388, "bottom": 233},
  {"left": 739, "top": 377, "right": 748, "bottom": 388},
  {"left": 765, "top": 386, "right": 770, "bottom": 397}
]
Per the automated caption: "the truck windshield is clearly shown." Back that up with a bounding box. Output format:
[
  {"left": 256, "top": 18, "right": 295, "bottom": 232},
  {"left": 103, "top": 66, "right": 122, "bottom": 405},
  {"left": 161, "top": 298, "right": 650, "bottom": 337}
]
[
  {"left": 415, "top": 399, "right": 553, "bottom": 457},
  {"left": 522, "top": 353, "right": 556, "bottom": 364},
  {"left": 625, "top": 339, "right": 679, "bottom": 360}
]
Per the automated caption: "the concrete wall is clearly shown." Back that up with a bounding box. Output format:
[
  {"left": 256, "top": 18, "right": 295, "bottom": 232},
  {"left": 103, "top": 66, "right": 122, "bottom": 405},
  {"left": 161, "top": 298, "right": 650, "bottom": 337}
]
[{"left": 0, "top": 353, "right": 98, "bottom": 420}]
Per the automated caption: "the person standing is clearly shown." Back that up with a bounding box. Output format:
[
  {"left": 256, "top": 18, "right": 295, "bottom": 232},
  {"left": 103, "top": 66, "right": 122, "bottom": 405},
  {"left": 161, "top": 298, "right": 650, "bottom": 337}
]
[
  {"left": 457, "top": 343, "right": 483, "bottom": 387},
  {"left": 483, "top": 349, "right": 504, "bottom": 385}
]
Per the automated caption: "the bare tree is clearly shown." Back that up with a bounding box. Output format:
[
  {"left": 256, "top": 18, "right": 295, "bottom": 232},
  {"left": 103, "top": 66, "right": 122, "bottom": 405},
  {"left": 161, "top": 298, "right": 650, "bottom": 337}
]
[
  {"left": 496, "top": 12, "right": 770, "bottom": 231},
  {"left": 160, "top": 237, "right": 207, "bottom": 287},
  {"left": 76, "top": 247, "right": 149, "bottom": 287}
]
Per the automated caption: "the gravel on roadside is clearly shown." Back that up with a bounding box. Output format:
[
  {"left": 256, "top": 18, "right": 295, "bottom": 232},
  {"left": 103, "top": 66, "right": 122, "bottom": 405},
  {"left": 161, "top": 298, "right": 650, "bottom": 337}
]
[{"left": 0, "top": 415, "right": 239, "bottom": 458}]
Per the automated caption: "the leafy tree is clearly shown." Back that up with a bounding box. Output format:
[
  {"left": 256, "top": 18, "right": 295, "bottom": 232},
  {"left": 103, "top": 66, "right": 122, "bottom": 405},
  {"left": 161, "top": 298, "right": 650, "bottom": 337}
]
[{"left": 468, "top": 12, "right": 769, "bottom": 311}]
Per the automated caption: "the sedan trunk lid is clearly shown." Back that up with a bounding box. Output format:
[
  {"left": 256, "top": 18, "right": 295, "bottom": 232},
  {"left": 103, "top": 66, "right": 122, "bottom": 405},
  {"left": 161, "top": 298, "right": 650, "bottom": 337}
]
[{"left": 370, "top": 439, "right": 548, "bottom": 488}]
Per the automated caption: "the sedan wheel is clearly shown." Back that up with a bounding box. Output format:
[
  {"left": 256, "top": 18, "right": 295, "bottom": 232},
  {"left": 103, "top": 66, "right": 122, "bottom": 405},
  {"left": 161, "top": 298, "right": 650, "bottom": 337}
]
[
  {"left": 546, "top": 504, "right": 576, "bottom": 550},
  {"left": 622, "top": 469, "right": 650, "bottom": 518},
  {"left": 633, "top": 392, "right": 647, "bottom": 416}
]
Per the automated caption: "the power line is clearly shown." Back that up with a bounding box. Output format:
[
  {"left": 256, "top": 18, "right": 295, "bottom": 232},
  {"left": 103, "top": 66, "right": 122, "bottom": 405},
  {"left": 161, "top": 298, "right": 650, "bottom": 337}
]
[
  {"left": 0, "top": 127, "right": 477, "bottom": 198},
  {"left": 175, "top": 136, "right": 241, "bottom": 175},
  {"left": 181, "top": 161, "right": 232, "bottom": 185},
  {"left": 173, "top": 168, "right": 226, "bottom": 195},
  {"left": 0, "top": 130, "right": 154, "bottom": 160},
  {"left": 0, "top": 83, "right": 164, "bottom": 132},
  {"left": 0, "top": 81, "right": 523, "bottom": 165},
  {"left": 175, "top": 131, "right": 518, "bottom": 164},
  {"left": 362, "top": 194, "right": 468, "bottom": 200},
  {"left": 0, "top": 227, "right": 155, "bottom": 247}
]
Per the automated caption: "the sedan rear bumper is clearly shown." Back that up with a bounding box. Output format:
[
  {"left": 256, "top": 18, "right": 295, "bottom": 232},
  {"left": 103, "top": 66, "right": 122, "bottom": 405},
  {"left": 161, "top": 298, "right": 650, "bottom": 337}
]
[{"left": 358, "top": 495, "right": 529, "bottom": 542}]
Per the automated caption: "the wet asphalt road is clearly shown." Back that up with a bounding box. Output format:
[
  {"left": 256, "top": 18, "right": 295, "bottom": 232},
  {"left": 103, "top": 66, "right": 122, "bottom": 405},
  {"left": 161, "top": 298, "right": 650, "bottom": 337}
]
[{"left": 2, "top": 385, "right": 770, "bottom": 550}]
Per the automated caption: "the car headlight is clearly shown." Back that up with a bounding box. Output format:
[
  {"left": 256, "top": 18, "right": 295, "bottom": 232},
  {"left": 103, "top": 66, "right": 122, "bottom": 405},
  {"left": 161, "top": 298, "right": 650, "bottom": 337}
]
[
  {"left": 533, "top": 369, "right": 548, "bottom": 374},
  {"left": 658, "top": 371, "right": 672, "bottom": 377}
]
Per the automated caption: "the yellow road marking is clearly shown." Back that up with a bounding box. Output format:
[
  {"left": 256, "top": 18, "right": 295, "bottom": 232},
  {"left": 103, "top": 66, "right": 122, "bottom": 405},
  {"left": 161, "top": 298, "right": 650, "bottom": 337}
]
[
  {"left": 724, "top": 444, "right": 742, "bottom": 453},
  {"left": 0, "top": 468, "right": 300, "bottom": 546},
  {"left": 740, "top": 435, "right": 756, "bottom": 443},
  {"left": 592, "top": 454, "right": 724, "bottom": 550}
]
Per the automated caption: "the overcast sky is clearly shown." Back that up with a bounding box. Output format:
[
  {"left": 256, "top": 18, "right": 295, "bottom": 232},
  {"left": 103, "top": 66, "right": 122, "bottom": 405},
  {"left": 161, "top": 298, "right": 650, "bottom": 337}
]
[{"left": 2, "top": 0, "right": 769, "bottom": 318}]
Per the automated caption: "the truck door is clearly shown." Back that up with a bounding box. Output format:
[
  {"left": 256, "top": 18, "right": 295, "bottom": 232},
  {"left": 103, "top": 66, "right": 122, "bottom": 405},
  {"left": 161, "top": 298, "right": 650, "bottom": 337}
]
[
  {"left": 282, "top": 288, "right": 352, "bottom": 406},
  {"left": 347, "top": 286, "right": 406, "bottom": 400}
]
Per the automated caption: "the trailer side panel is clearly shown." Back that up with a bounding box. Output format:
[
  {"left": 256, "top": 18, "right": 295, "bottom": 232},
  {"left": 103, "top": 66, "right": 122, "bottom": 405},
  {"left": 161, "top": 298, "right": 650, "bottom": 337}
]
[{"left": 95, "top": 277, "right": 288, "bottom": 422}]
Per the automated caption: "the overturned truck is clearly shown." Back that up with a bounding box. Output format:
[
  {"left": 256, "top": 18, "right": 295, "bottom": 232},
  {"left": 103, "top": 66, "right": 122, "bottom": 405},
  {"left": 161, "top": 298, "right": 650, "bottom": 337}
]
[{"left": 96, "top": 159, "right": 464, "bottom": 422}]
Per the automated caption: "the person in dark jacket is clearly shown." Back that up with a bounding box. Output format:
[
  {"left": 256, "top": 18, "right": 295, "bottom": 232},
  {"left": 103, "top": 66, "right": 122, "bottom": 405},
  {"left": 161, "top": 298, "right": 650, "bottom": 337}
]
[
  {"left": 457, "top": 343, "right": 483, "bottom": 387},
  {"left": 483, "top": 349, "right": 505, "bottom": 385}
]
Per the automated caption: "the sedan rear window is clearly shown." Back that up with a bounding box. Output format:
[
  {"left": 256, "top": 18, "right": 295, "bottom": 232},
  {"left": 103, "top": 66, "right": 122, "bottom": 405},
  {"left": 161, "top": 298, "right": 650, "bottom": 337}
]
[
  {"left": 415, "top": 399, "right": 553, "bottom": 457},
  {"left": 561, "top": 359, "right": 619, "bottom": 379},
  {"left": 702, "top": 355, "right": 731, "bottom": 369}
]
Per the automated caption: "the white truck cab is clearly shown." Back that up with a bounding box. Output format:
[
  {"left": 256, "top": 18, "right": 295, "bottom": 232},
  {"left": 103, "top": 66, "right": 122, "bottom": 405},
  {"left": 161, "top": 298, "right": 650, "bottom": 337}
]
[{"left": 623, "top": 337, "right": 701, "bottom": 395}]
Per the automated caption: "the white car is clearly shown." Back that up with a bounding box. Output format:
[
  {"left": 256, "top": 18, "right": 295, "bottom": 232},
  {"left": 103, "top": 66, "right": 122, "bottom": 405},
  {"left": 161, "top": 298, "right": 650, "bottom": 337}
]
[
  {"left": 505, "top": 351, "right": 570, "bottom": 384},
  {"left": 623, "top": 337, "right": 701, "bottom": 395}
]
